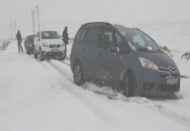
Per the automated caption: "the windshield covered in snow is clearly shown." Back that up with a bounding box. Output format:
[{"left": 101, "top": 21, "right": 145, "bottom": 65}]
[
  {"left": 115, "top": 25, "right": 161, "bottom": 51},
  {"left": 41, "top": 31, "right": 60, "bottom": 39}
]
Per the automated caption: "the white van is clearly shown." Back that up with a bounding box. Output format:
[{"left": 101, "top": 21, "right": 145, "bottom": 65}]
[{"left": 34, "top": 31, "right": 66, "bottom": 61}]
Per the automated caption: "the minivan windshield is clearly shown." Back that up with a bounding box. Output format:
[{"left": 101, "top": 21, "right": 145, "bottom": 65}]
[
  {"left": 115, "top": 25, "right": 160, "bottom": 51},
  {"left": 41, "top": 31, "right": 60, "bottom": 39}
]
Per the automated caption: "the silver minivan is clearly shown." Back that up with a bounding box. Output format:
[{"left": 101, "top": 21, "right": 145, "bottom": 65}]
[{"left": 70, "top": 22, "right": 180, "bottom": 97}]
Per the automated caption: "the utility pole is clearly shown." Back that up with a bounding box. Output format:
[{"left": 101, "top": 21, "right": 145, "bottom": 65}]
[
  {"left": 10, "top": 22, "right": 12, "bottom": 40},
  {"left": 36, "top": 6, "right": 41, "bottom": 39},
  {"left": 32, "top": 10, "right": 35, "bottom": 35},
  {"left": 14, "top": 21, "right": 16, "bottom": 40}
]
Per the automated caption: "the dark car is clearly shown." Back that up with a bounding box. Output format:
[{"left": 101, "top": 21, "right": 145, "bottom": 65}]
[
  {"left": 70, "top": 22, "right": 180, "bottom": 97},
  {"left": 24, "top": 35, "right": 35, "bottom": 55}
]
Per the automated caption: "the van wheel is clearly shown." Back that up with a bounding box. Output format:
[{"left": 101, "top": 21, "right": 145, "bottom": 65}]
[
  {"left": 39, "top": 48, "right": 44, "bottom": 61},
  {"left": 34, "top": 48, "right": 37, "bottom": 59},
  {"left": 119, "top": 71, "right": 137, "bottom": 97},
  {"left": 73, "top": 62, "right": 84, "bottom": 85}
]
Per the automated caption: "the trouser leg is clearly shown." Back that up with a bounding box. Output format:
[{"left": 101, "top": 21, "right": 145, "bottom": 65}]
[
  {"left": 18, "top": 41, "right": 23, "bottom": 52},
  {"left": 17, "top": 41, "right": 20, "bottom": 52},
  {"left": 20, "top": 43, "right": 23, "bottom": 52}
]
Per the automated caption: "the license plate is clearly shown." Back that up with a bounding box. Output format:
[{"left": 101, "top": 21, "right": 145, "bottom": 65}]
[
  {"left": 167, "top": 78, "right": 177, "bottom": 85},
  {"left": 51, "top": 49, "right": 59, "bottom": 52}
]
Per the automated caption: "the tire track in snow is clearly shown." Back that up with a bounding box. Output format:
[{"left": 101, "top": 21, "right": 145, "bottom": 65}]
[
  {"left": 40, "top": 60, "right": 130, "bottom": 130},
  {"left": 126, "top": 97, "right": 190, "bottom": 128},
  {"left": 40, "top": 58, "right": 190, "bottom": 128}
]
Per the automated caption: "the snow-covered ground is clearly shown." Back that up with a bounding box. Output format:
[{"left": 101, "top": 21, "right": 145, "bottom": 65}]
[{"left": 0, "top": 20, "right": 190, "bottom": 131}]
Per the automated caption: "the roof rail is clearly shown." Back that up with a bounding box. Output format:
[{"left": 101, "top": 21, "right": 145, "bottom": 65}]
[{"left": 81, "top": 22, "right": 113, "bottom": 27}]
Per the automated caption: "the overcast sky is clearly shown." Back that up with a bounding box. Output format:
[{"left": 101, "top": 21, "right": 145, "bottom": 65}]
[{"left": 0, "top": 0, "right": 190, "bottom": 39}]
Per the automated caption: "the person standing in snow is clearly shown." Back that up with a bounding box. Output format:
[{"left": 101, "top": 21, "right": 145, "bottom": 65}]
[
  {"left": 62, "top": 26, "right": 69, "bottom": 45},
  {"left": 16, "top": 30, "right": 23, "bottom": 52}
]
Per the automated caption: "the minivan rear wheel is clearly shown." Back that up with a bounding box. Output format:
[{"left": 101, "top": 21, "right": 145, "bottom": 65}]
[
  {"left": 73, "top": 63, "right": 84, "bottom": 85},
  {"left": 119, "top": 71, "right": 137, "bottom": 97}
]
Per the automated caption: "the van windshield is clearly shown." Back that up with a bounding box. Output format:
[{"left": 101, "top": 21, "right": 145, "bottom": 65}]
[
  {"left": 41, "top": 31, "right": 60, "bottom": 39},
  {"left": 115, "top": 25, "right": 160, "bottom": 51}
]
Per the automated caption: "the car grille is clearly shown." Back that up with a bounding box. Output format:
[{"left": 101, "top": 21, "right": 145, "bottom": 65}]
[
  {"left": 158, "top": 67, "right": 179, "bottom": 78},
  {"left": 158, "top": 67, "right": 178, "bottom": 73},
  {"left": 49, "top": 44, "right": 60, "bottom": 48}
]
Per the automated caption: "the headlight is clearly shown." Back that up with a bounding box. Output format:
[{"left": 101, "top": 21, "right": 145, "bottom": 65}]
[
  {"left": 139, "top": 57, "right": 158, "bottom": 71},
  {"left": 42, "top": 42, "right": 48, "bottom": 47}
]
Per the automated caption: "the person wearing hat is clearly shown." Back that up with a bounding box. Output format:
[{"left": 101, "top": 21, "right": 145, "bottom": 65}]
[{"left": 62, "top": 26, "right": 69, "bottom": 45}]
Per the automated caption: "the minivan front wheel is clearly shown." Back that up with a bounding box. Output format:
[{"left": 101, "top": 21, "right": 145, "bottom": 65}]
[
  {"left": 73, "top": 63, "right": 84, "bottom": 85},
  {"left": 119, "top": 71, "right": 137, "bottom": 97}
]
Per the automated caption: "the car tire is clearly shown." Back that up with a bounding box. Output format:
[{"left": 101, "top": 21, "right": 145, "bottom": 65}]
[
  {"left": 119, "top": 71, "right": 137, "bottom": 97},
  {"left": 34, "top": 48, "right": 37, "bottom": 59},
  {"left": 39, "top": 47, "right": 44, "bottom": 61},
  {"left": 73, "top": 62, "right": 84, "bottom": 85}
]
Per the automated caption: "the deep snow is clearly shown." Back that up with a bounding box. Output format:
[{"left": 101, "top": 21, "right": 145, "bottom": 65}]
[{"left": 1, "top": 20, "right": 190, "bottom": 131}]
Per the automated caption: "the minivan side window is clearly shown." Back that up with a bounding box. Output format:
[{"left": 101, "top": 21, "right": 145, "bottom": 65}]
[
  {"left": 88, "top": 27, "right": 102, "bottom": 46},
  {"left": 115, "top": 32, "right": 129, "bottom": 53},
  {"left": 75, "top": 29, "right": 87, "bottom": 43},
  {"left": 101, "top": 28, "right": 115, "bottom": 49}
]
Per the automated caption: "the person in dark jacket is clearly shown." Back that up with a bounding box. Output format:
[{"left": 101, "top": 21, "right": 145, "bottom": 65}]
[
  {"left": 62, "top": 26, "right": 69, "bottom": 45},
  {"left": 16, "top": 30, "right": 23, "bottom": 52}
]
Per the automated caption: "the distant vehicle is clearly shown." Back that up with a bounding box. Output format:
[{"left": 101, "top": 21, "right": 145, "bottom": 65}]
[
  {"left": 70, "top": 22, "right": 180, "bottom": 97},
  {"left": 33, "top": 31, "right": 66, "bottom": 61},
  {"left": 24, "top": 35, "right": 35, "bottom": 55}
]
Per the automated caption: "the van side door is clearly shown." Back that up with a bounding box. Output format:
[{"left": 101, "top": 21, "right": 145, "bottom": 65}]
[
  {"left": 98, "top": 27, "right": 129, "bottom": 87},
  {"left": 81, "top": 27, "right": 103, "bottom": 82},
  {"left": 97, "top": 27, "right": 118, "bottom": 86}
]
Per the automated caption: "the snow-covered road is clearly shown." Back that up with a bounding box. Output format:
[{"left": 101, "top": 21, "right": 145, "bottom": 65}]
[{"left": 0, "top": 37, "right": 190, "bottom": 131}]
